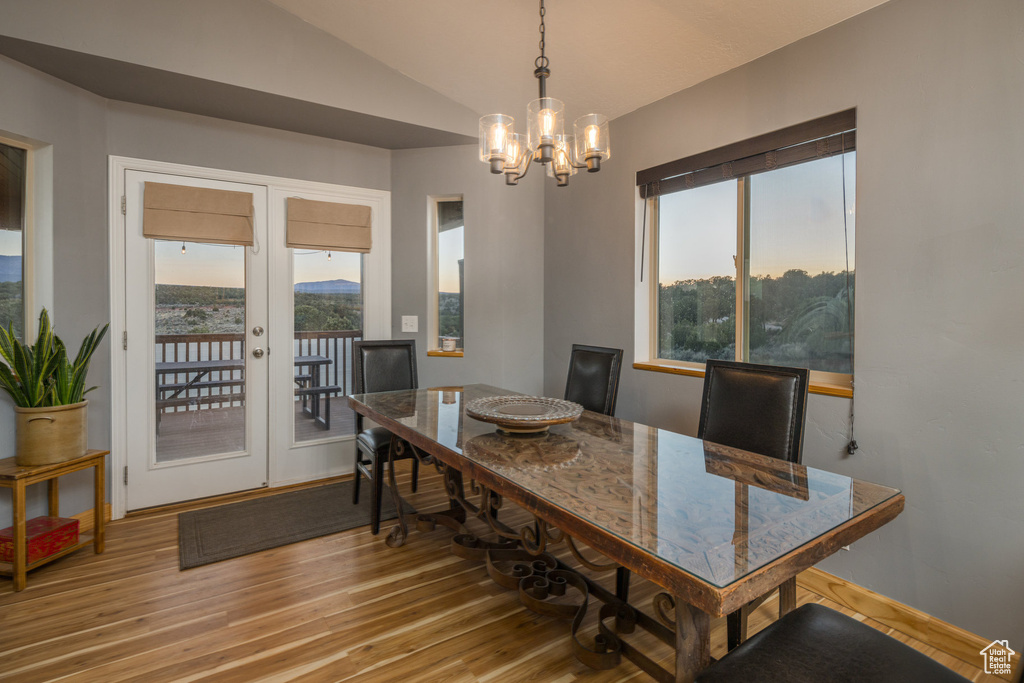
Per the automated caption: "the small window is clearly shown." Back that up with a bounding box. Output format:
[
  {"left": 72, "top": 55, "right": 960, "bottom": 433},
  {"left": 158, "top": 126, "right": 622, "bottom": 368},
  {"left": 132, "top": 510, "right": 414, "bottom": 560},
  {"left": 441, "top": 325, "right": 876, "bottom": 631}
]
[
  {"left": 638, "top": 110, "right": 856, "bottom": 392},
  {"left": 0, "top": 140, "right": 26, "bottom": 338},
  {"left": 429, "top": 197, "right": 464, "bottom": 355}
]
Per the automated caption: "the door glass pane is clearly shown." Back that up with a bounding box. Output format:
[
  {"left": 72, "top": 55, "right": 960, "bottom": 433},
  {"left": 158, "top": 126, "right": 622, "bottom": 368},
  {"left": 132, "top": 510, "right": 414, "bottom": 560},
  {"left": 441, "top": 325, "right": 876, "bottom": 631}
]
[
  {"left": 436, "top": 199, "right": 464, "bottom": 350},
  {"left": 657, "top": 181, "right": 738, "bottom": 362},
  {"left": 293, "top": 249, "right": 363, "bottom": 442},
  {"left": 0, "top": 142, "right": 26, "bottom": 337},
  {"left": 154, "top": 240, "right": 246, "bottom": 462},
  {"left": 747, "top": 152, "right": 855, "bottom": 373}
]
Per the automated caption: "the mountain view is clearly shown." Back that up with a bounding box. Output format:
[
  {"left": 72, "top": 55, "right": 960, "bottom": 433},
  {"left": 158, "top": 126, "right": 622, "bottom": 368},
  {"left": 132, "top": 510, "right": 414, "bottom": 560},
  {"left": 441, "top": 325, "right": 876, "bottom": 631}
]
[{"left": 293, "top": 278, "right": 360, "bottom": 295}]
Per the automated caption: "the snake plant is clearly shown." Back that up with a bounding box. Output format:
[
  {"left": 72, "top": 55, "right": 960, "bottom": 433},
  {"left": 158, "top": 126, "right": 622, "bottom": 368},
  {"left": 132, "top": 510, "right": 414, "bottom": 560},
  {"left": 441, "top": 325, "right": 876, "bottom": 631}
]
[{"left": 0, "top": 309, "right": 108, "bottom": 407}]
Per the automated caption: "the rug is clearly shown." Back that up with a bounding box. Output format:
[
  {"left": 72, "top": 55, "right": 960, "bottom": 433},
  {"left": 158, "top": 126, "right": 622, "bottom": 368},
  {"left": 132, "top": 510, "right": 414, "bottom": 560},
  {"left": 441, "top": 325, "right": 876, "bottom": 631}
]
[{"left": 178, "top": 480, "right": 413, "bottom": 569}]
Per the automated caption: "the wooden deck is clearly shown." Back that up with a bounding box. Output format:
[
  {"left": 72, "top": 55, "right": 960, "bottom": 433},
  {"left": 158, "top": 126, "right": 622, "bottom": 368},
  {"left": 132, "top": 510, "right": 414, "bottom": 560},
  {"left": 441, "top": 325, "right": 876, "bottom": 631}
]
[
  {"left": 0, "top": 464, "right": 1000, "bottom": 682},
  {"left": 156, "top": 400, "right": 358, "bottom": 462}
]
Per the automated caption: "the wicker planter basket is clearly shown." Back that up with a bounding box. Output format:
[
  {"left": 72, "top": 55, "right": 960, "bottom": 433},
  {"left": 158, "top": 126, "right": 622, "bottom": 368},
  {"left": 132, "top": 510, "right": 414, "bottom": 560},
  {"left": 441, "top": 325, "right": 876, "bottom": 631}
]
[{"left": 14, "top": 401, "right": 88, "bottom": 467}]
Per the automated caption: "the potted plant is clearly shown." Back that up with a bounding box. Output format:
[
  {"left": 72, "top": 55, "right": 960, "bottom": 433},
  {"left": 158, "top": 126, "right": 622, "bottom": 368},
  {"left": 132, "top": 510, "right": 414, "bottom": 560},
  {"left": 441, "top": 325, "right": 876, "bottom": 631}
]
[{"left": 0, "top": 309, "right": 108, "bottom": 466}]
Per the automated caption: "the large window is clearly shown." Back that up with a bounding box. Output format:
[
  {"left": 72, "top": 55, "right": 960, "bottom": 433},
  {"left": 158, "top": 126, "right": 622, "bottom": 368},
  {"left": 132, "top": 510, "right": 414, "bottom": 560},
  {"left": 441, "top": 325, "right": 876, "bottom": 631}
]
[
  {"left": 639, "top": 110, "right": 856, "bottom": 392},
  {"left": 429, "top": 196, "right": 465, "bottom": 355},
  {"left": 0, "top": 140, "right": 26, "bottom": 337}
]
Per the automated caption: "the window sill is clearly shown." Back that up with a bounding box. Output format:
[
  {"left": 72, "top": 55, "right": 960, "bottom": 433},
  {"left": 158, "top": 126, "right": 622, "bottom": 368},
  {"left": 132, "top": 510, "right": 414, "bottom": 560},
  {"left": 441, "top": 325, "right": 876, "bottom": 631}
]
[
  {"left": 632, "top": 361, "right": 853, "bottom": 399},
  {"left": 427, "top": 349, "right": 464, "bottom": 358}
]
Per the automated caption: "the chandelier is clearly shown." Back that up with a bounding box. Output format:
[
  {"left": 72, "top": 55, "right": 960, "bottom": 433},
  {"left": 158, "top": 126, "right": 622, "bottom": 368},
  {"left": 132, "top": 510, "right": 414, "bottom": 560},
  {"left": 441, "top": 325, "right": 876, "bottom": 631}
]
[{"left": 478, "top": 0, "right": 610, "bottom": 187}]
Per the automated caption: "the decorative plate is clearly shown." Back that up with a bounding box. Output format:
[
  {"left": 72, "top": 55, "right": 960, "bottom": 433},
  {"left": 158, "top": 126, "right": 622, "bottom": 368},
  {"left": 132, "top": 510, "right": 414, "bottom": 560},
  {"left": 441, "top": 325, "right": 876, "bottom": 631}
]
[{"left": 465, "top": 395, "right": 583, "bottom": 434}]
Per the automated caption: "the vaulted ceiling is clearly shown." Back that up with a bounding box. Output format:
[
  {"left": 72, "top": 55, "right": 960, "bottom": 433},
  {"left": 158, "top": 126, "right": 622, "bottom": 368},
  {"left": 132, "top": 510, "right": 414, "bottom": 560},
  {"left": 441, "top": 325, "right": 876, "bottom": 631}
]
[
  {"left": 268, "top": 0, "right": 891, "bottom": 121},
  {"left": 0, "top": 0, "right": 890, "bottom": 149}
]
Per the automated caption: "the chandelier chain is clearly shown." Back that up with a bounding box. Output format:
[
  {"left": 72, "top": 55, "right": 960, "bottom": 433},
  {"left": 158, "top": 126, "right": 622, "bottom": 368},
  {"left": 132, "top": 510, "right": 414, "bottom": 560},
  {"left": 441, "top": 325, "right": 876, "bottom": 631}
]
[{"left": 535, "top": 0, "right": 548, "bottom": 70}]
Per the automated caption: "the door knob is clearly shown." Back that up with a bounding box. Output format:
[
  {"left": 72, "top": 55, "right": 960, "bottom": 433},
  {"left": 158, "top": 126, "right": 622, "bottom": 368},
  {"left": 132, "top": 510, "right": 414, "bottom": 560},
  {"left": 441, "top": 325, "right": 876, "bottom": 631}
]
[
  {"left": 252, "top": 326, "right": 264, "bottom": 336},
  {"left": 252, "top": 348, "right": 265, "bottom": 358}
]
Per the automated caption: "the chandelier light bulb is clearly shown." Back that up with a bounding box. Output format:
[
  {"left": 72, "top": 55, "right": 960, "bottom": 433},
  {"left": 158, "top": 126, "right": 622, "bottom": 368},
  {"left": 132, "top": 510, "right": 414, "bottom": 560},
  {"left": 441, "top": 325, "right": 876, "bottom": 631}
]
[
  {"left": 574, "top": 114, "right": 611, "bottom": 172},
  {"left": 479, "top": 114, "right": 515, "bottom": 173},
  {"left": 505, "top": 137, "right": 520, "bottom": 168},
  {"left": 540, "top": 110, "right": 555, "bottom": 138},
  {"left": 490, "top": 122, "right": 508, "bottom": 154}
]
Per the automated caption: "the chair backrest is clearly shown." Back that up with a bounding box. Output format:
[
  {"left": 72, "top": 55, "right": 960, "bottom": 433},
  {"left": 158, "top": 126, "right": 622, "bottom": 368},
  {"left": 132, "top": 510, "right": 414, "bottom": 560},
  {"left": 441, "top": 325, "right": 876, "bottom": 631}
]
[
  {"left": 698, "top": 359, "right": 809, "bottom": 463},
  {"left": 563, "top": 344, "right": 624, "bottom": 416},
  {"left": 353, "top": 340, "right": 418, "bottom": 395}
]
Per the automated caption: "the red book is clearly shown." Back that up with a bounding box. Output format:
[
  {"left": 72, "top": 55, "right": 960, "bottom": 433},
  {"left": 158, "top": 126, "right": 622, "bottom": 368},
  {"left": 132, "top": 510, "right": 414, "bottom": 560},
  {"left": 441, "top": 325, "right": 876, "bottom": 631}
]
[{"left": 0, "top": 516, "right": 79, "bottom": 564}]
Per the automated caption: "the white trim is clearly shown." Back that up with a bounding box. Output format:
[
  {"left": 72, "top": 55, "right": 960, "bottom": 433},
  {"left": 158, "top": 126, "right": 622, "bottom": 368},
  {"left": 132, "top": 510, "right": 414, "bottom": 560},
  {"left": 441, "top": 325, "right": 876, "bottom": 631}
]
[
  {"left": 109, "top": 159, "right": 127, "bottom": 519},
  {"left": 427, "top": 194, "right": 463, "bottom": 353},
  {"left": 108, "top": 155, "right": 392, "bottom": 519},
  {"left": 0, "top": 132, "right": 54, "bottom": 338}
]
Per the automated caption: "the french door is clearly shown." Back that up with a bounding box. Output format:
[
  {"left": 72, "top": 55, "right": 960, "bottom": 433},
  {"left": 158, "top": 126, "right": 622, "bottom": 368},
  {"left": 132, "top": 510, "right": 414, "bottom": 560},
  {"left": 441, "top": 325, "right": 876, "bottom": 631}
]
[
  {"left": 124, "top": 170, "right": 269, "bottom": 509},
  {"left": 116, "top": 161, "right": 391, "bottom": 513}
]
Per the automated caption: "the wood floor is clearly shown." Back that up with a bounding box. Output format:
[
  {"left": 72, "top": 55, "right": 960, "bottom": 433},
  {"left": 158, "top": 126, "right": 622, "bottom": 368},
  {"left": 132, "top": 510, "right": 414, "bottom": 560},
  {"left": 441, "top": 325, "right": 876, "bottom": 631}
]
[{"left": 0, "top": 463, "right": 1000, "bottom": 682}]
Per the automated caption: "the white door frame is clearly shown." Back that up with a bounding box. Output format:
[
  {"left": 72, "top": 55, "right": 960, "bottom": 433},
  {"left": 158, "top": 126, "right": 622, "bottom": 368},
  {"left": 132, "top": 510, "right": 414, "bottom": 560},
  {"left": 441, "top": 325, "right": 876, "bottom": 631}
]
[{"left": 109, "top": 156, "right": 391, "bottom": 520}]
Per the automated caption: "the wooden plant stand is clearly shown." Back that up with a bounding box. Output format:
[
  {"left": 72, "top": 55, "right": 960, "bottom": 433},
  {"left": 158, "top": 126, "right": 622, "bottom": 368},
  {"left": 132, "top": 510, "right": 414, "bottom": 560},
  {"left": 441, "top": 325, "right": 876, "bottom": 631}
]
[{"left": 0, "top": 449, "right": 107, "bottom": 591}]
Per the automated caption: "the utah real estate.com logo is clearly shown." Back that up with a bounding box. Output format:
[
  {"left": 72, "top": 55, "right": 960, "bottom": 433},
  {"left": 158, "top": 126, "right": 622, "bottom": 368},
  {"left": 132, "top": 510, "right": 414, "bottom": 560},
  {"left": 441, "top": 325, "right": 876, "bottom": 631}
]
[{"left": 980, "top": 640, "right": 1015, "bottom": 676}]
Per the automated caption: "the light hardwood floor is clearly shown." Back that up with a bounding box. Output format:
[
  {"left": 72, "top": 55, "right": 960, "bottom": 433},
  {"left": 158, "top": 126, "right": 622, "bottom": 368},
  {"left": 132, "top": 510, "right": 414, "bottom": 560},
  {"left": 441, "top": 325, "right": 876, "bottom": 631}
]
[{"left": 0, "top": 462, "right": 1001, "bottom": 682}]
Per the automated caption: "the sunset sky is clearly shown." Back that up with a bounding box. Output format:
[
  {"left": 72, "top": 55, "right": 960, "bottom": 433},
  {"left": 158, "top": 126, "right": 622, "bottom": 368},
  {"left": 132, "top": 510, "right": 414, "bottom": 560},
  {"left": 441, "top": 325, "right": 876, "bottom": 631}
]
[
  {"left": 0, "top": 230, "right": 20, "bottom": 258},
  {"left": 438, "top": 226, "right": 464, "bottom": 293},
  {"left": 657, "top": 152, "right": 855, "bottom": 284},
  {"left": 154, "top": 241, "right": 363, "bottom": 289},
  {"left": 153, "top": 225, "right": 464, "bottom": 292}
]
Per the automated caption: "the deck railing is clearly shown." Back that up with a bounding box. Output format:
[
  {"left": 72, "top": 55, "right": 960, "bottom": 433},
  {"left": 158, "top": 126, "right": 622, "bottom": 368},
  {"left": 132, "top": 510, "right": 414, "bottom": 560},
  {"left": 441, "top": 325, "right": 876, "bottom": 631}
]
[{"left": 155, "top": 330, "right": 363, "bottom": 413}]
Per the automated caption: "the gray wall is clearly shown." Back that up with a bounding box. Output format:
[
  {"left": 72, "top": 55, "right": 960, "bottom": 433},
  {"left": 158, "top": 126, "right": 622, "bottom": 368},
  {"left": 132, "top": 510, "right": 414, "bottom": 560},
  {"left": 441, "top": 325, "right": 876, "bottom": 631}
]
[
  {"left": 0, "top": 55, "right": 392, "bottom": 522},
  {"left": 544, "top": 0, "right": 1024, "bottom": 640},
  {"left": 0, "top": 0, "right": 479, "bottom": 137},
  {"left": 0, "top": 55, "right": 110, "bottom": 522},
  {"left": 391, "top": 145, "right": 545, "bottom": 394}
]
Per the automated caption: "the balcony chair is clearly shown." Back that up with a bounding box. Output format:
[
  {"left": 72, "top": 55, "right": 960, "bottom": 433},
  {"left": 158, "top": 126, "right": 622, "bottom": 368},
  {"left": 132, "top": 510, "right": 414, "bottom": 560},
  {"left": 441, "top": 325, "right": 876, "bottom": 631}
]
[
  {"left": 351, "top": 339, "right": 420, "bottom": 535},
  {"left": 694, "top": 603, "right": 971, "bottom": 682},
  {"left": 564, "top": 344, "right": 624, "bottom": 416}
]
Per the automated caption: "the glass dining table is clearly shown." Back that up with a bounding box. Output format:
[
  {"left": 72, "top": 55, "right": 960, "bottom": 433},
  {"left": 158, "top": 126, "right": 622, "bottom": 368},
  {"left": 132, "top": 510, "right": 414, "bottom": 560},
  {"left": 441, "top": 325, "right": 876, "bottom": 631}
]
[{"left": 349, "top": 384, "right": 904, "bottom": 683}]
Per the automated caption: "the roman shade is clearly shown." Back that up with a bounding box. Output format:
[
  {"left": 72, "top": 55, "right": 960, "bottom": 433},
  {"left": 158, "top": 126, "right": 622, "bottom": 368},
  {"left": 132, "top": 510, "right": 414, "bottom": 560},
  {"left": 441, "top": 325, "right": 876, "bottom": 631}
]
[
  {"left": 0, "top": 144, "right": 26, "bottom": 232},
  {"left": 143, "top": 182, "right": 254, "bottom": 246},
  {"left": 437, "top": 200, "right": 463, "bottom": 233},
  {"left": 286, "top": 198, "right": 372, "bottom": 253},
  {"left": 637, "top": 109, "right": 856, "bottom": 198}
]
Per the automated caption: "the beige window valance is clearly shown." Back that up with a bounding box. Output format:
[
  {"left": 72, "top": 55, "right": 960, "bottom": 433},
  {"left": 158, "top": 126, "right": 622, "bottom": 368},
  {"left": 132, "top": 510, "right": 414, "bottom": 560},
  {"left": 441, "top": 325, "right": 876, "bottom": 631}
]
[
  {"left": 143, "top": 182, "right": 254, "bottom": 246},
  {"left": 286, "top": 198, "right": 372, "bottom": 254}
]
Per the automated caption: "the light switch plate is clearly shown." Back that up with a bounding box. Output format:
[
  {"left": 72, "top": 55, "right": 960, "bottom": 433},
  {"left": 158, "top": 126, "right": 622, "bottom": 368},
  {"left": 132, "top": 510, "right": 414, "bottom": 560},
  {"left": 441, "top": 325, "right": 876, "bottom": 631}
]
[{"left": 401, "top": 315, "right": 418, "bottom": 333}]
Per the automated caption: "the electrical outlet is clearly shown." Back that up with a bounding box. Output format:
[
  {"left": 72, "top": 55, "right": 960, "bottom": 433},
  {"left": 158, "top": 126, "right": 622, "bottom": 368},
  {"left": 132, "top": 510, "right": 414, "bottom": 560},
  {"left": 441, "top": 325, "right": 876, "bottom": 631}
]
[{"left": 401, "top": 315, "right": 418, "bottom": 333}]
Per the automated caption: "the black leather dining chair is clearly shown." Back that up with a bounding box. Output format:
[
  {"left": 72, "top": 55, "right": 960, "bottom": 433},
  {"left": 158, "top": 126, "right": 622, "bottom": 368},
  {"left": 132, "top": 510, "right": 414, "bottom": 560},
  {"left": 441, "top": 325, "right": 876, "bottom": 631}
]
[
  {"left": 563, "top": 344, "right": 629, "bottom": 598},
  {"left": 563, "top": 344, "right": 623, "bottom": 416},
  {"left": 351, "top": 339, "right": 419, "bottom": 535},
  {"left": 699, "top": 359, "right": 810, "bottom": 650},
  {"left": 698, "top": 359, "right": 809, "bottom": 464},
  {"left": 694, "top": 603, "right": 971, "bottom": 682}
]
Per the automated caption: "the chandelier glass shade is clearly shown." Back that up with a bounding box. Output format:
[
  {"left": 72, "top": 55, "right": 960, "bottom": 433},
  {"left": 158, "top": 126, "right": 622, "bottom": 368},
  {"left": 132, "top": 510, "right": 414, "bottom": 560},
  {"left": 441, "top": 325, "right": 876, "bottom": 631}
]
[{"left": 479, "top": 0, "right": 609, "bottom": 187}]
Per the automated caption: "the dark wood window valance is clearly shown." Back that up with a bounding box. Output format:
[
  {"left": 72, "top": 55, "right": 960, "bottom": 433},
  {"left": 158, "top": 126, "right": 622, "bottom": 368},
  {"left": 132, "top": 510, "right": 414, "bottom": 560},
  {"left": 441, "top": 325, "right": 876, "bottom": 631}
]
[
  {"left": 0, "top": 143, "right": 26, "bottom": 232},
  {"left": 637, "top": 109, "right": 856, "bottom": 198},
  {"left": 286, "top": 198, "right": 372, "bottom": 253}
]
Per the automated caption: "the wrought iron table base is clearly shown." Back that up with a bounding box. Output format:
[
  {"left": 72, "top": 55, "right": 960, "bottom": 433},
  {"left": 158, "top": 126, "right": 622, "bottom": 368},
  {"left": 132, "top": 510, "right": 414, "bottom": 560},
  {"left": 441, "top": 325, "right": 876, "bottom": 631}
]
[{"left": 381, "top": 438, "right": 711, "bottom": 682}]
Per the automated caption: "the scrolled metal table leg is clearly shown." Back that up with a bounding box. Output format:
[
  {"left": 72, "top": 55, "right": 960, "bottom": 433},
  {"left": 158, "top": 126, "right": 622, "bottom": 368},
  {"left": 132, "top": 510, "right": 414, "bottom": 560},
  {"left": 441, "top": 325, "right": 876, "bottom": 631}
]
[{"left": 384, "top": 437, "right": 410, "bottom": 548}]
